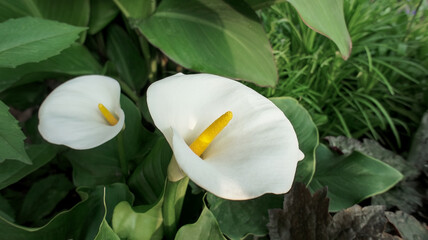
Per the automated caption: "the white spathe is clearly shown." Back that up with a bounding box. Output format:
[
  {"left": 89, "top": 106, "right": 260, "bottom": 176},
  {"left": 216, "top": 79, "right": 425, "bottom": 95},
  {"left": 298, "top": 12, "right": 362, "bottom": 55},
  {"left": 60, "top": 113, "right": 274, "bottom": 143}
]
[
  {"left": 147, "top": 73, "right": 304, "bottom": 200},
  {"left": 38, "top": 75, "right": 125, "bottom": 150}
]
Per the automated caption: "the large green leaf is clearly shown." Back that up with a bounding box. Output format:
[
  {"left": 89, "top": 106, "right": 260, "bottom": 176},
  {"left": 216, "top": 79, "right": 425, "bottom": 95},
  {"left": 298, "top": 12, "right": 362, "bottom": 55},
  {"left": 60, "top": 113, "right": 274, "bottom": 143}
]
[
  {"left": 113, "top": 0, "right": 155, "bottom": 19},
  {"left": 94, "top": 220, "right": 120, "bottom": 240},
  {"left": 0, "top": 1, "right": 42, "bottom": 22},
  {"left": 0, "top": 143, "right": 58, "bottom": 190},
  {"left": 0, "top": 194, "right": 15, "bottom": 223},
  {"left": 0, "top": 17, "right": 86, "bottom": 68},
  {"left": 137, "top": 0, "right": 277, "bottom": 87},
  {"left": 244, "top": 0, "right": 286, "bottom": 10},
  {"left": 0, "top": 184, "right": 133, "bottom": 240},
  {"left": 89, "top": 0, "right": 119, "bottom": 34},
  {"left": 270, "top": 97, "right": 318, "bottom": 184},
  {"left": 18, "top": 174, "right": 74, "bottom": 224},
  {"left": 287, "top": 0, "right": 352, "bottom": 60},
  {"left": 309, "top": 145, "right": 403, "bottom": 211},
  {"left": 0, "top": 100, "right": 30, "bottom": 164},
  {"left": 175, "top": 204, "right": 226, "bottom": 240},
  {"left": 112, "top": 200, "right": 163, "bottom": 240},
  {"left": 207, "top": 193, "right": 283, "bottom": 240},
  {"left": 128, "top": 137, "right": 171, "bottom": 204},
  {"left": 106, "top": 24, "right": 148, "bottom": 91},
  {"left": 32, "top": 0, "right": 90, "bottom": 27},
  {"left": 0, "top": 0, "right": 90, "bottom": 27},
  {"left": 0, "top": 44, "right": 102, "bottom": 93}
]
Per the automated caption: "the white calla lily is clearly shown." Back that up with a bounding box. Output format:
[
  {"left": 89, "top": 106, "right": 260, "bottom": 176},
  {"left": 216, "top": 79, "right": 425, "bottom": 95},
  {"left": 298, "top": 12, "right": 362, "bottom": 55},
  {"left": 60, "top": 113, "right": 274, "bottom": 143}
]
[
  {"left": 147, "top": 73, "right": 304, "bottom": 200},
  {"left": 38, "top": 75, "right": 125, "bottom": 150}
]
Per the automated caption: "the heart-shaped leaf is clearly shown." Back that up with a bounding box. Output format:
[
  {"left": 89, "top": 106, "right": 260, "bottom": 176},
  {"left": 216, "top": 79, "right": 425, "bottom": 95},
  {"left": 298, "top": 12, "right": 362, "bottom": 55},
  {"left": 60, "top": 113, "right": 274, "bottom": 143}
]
[
  {"left": 270, "top": 97, "right": 318, "bottom": 184},
  {"left": 309, "top": 145, "right": 403, "bottom": 211}
]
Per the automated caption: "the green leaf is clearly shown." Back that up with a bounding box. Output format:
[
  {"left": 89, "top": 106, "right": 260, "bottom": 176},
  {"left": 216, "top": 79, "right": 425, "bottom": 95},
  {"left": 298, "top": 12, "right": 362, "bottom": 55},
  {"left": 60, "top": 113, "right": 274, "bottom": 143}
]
[
  {"left": 0, "top": 44, "right": 102, "bottom": 93},
  {"left": 309, "top": 145, "right": 403, "bottom": 211},
  {"left": 0, "top": 100, "right": 30, "bottom": 164},
  {"left": 287, "top": 0, "right": 352, "bottom": 59},
  {"left": 0, "top": 194, "right": 15, "bottom": 223},
  {"left": 270, "top": 97, "right": 318, "bottom": 184},
  {"left": 112, "top": 200, "right": 163, "bottom": 240},
  {"left": 18, "top": 174, "right": 74, "bottom": 223},
  {"left": 244, "top": 0, "right": 287, "bottom": 10},
  {"left": 324, "top": 136, "right": 423, "bottom": 213},
  {"left": 66, "top": 139, "right": 122, "bottom": 186},
  {"left": 128, "top": 137, "right": 171, "bottom": 203},
  {"left": 89, "top": 0, "right": 119, "bottom": 34},
  {"left": 0, "top": 0, "right": 90, "bottom": 27},
  {"left": 207, "top": 193, "right": 283, "bottom": 240},
  {"left": 137, "top": 0, "right": 277, "bottom": 87},
  {"left": 32, "top": 0, "right": 90, "bottom": 27},
  {"left": 0, "top": 82, "right": 46, "bottom": 110},
  {"left": 0, "top": 17, "right": 86, "bottom": 68},
  {"left": 0, "top": 1, "right": 42, "bottom": 22},
  {"left": 94, "top": 220, "right": 120, "bottom": 240},
  {"left": 175, "top": 203, "right": 226, "bottom": 240},
  {"left": 113, "top": 0, "right": 155, "bottom": 19},
  {"left": 106, "top": 24, "right": 148, "bottom": 91},
  {"left": 0, "top": 184, "right": 133, "bottom": 240},
  {"left": 0, "top": 143, "right": 58, "bottom": 190}
]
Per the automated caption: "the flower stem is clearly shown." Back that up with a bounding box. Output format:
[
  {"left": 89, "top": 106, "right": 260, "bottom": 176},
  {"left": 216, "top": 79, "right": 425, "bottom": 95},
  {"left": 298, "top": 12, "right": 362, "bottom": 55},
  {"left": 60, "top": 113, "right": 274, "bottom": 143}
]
[
  {"left": 163, "top": 177, "right": 189, "bottom": 240},
  {"left": 117, "top": 130, "right": 128, "bottom": 177}
]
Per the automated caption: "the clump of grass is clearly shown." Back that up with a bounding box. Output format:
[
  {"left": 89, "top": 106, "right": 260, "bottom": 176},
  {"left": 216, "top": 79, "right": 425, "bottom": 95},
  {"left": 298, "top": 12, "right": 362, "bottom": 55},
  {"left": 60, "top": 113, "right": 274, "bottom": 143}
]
[{"left": 257, "top": 0, "right": 428, "bottom": 150}]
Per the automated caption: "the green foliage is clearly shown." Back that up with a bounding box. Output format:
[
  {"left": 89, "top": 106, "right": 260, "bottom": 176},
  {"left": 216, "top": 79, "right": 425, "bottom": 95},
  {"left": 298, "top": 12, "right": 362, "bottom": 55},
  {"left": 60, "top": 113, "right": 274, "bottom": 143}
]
[
  {"left": 18, "top": 174, "right": 74, "bottom": 224},
  {"left": 244, "top": 0, "right": 287, "bottom": 10},
  {"left": 258, "top": 0, "right": 428, "bottom": 149},
  {"left": 89, "top": 0, "right": 119, "bottom": 35},
  {"left": 0, "top": 143, "right": 58, "bottom": 190},
  {"left": 0, "top": 184, "right": 133, "bottom": 240},
  {"left": 128, "top": 137, "right": 171, "bottom": 204},
  {"left": 0, "top": 100, "right": 30, "bottom": 163},
  {"left": 270, "top": 97, "right": 318, "bottom": 184},
  {"left": 113, "top": 0, "right": 155, "bottom": 19},
  {"left": 112, "top": 201, "right": 163, "bottom": 240},
  {"left": 136, "top": 0, "right": 278, "bottom": 87},
  {"left": 0, "top": 17, "right": 86, "bottom": 68},
  {"left": 175, "top": 204, "right": 226, "bottom": 240},
  {"left": 207, "top": 193, "right": 283, "bottom": 239},
  {"left": 0, "top": 44, "right": 102, "bottom": 93},
  {"left": 0, "top": 194, "right": 14, "bottom": 222},
  {"left": 287, "top": 0, "right": 352, "bottom": 59},
  {"left": 309, "top": 145, "right": 403, "bottom": 211},
  {"left": 106, "top": 24, "right": 148, "bottom": 91},
  {"left": 0, "top": 0, "right": 424, "bottom": 239}
]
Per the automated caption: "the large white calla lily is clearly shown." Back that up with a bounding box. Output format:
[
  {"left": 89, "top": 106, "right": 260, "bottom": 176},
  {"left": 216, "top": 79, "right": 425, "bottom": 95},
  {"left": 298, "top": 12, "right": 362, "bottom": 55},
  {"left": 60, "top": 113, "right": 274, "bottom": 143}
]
[
  {"left": 147, "top": 73, "right": 304, "bottom": 200},
  {"left": 38, "top": 75, "right": 125, "bottom": 150}
]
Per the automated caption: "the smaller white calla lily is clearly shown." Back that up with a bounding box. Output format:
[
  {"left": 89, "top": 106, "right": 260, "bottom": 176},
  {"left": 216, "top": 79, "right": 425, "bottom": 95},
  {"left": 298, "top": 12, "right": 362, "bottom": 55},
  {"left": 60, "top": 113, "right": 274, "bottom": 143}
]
[
  {"left": 38, "top": 75, "right": 125, "bottom": 150},
  {"left": 147, "top": 73, "right": 304, "bottom": 200}
]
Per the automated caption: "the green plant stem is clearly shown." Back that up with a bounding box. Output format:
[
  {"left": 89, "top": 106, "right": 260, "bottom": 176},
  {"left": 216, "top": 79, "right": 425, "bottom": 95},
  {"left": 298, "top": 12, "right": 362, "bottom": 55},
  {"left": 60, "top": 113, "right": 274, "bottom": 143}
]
[
  {"left": 117, "top": 130, "right": 128, "bottom": 178},
  {"left": 163, "top": 177, "right": 189, "bottom": 240},
  {"left": 118, "top": 80, "right": 139, "bottom": 103}
]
